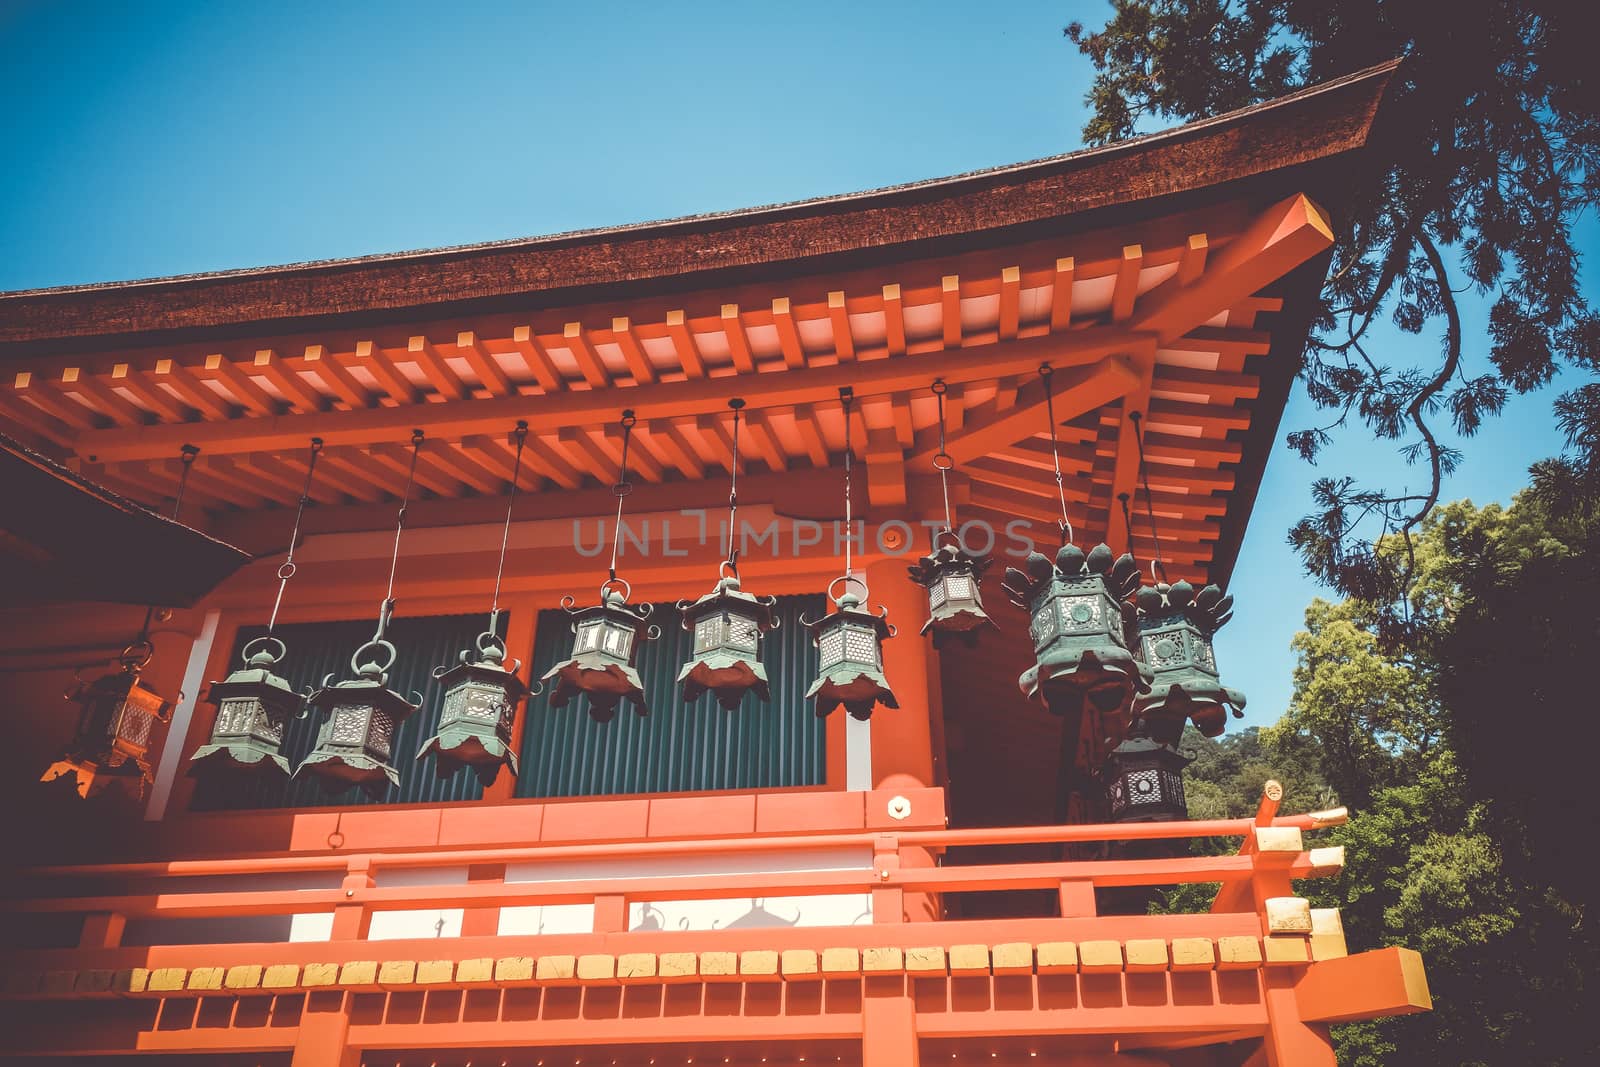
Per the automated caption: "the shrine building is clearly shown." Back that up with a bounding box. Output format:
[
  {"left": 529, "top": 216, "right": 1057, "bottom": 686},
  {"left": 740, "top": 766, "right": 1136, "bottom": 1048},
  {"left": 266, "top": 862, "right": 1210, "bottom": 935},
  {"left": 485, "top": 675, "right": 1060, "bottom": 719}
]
[{"left": 0, "top": 60, "right": 1429, "bottom": 1066}]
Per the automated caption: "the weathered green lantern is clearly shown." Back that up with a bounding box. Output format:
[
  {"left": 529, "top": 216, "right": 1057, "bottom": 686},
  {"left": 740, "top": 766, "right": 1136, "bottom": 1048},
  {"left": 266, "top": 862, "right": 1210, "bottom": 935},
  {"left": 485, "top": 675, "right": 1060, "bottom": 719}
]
[
  {"left": 298, "top": 633, "right": 420, "bottom": 800},
  {"left": 419, "top": 629, "right": 531, "bottom": 785},
  {"left": 188, "top": 637, "right": 303, "bottom": 781},
  {"left": 41, "top": 643, "right": 172, "bottom": 799},
  {"left": 1133, "top": 580, "right": 1245, "bottom": 739},
  {"left": 543, "top": 580, "right": 659, "bottom": 723},
  {"left": 189, "top": 438, "right": 323, "bottom": 784},
  {"left": 418, "top": 422, "right": 537, "bottom": 783},
  {"left": 803, "top": 577, "right": 899, "bottom": 721},
  {"left": 906, "top": 531, "right": 997, "bottom": 649},
  {"left": 677, "top": 565, "right": 780, "bottom": 710},
  {"left": 1002, "top": 541, "right": 1150, "bottom": 720},
  {"left": 1104, "top": 735, "right": 1194, "bottom": 822}
]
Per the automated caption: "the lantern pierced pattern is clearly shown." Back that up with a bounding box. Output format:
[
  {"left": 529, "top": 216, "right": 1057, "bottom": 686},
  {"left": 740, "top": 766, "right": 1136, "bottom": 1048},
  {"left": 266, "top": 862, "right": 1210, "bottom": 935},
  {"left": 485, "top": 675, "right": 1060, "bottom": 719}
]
[
  {"left": 676, "top": 567, "right": 780, "bottom": 710},
  {"left": 1104, "top": 735, "right": 1195, "bottom": 822},
  {"left": 802, "top": 578, "right": 898, "bottom": 721},
  {"left": 40, "top": 646, "right": 172, "bottom": 799},
  {"left": 906, "top": 532, "right": 997, "bottom": 649},
  {"left": 542, "top": 581, "right": 659, "bottom": 723},
  {"left": 188, "top": 636, "right": 303, "bottom": 781},
  {"left": 1133, "top": 580, "right": 1245, "bottom": 740},
  {"left": 1001, "top": 541, "right": 1150, "bottom": 720},
  {"left": 419, "top": 630, "right": 532, "bottom": 785},
  {"left": 297, "top": 639, "right": 419, "bottom": 800}
]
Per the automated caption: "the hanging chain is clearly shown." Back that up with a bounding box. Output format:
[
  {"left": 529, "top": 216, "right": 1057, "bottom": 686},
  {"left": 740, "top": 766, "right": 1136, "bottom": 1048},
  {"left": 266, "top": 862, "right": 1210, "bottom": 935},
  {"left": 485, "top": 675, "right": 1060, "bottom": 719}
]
[
  {"left": 608, "top": 410, "right": 636, "bottom": 581},
  {"left": 487, "top": 421, "right": 528, "bottom": 635},
  {"left": 840, "top": 386, "right": 855, "bottom": 581},
  {"left": 725, "top": 398, "right": 744, "bottom": 568},
  {"left": 127, "top": 444, "right": 201, "bottom": 663},
  {"left": 1038, "top": 365, "right": 1073, "bottom": 543},
  {"left": 376, "top": 429, "right": 424, "bottom": 640},
  {"left": 1129, "top": 411, "right": 1169, "bottom": 583},
  {"left": 267, "top": 438, "right": 323, "bottom": 633},
  {"left": 931, "top": 379, "right": 955, "bottom": 533}
]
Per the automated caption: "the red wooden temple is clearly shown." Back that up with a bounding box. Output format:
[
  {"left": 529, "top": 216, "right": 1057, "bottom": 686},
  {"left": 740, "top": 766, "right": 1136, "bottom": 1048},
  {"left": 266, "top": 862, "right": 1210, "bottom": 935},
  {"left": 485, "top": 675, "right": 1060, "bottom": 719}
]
[{"left": 0, "top": 61, "right": 1428, "bottom": 1066}]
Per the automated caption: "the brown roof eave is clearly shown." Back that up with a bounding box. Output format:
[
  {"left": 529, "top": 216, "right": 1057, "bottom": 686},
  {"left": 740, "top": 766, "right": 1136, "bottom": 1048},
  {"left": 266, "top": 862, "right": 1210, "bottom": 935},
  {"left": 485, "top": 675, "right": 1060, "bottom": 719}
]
[{"left": 0, "top": 60, "right": 1398, "bottom": 355}]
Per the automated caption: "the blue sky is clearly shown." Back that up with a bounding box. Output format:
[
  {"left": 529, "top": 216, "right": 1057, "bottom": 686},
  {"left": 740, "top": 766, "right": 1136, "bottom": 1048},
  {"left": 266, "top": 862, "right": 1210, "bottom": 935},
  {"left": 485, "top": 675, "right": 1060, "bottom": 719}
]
[{"left": 2, "top": 1, "right": 1590, "bottom": 724}]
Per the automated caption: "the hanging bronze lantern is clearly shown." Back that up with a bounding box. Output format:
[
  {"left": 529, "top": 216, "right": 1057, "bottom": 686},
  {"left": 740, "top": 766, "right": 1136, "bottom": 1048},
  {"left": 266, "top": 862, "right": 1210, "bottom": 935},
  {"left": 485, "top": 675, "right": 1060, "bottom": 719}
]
[
  {"left": 907, "top": 530, "right": 997, "bottom": 649},
  {"left": 188, "top": 637, "right": 303, "bottom": 781},
  {"left": 41, "top": 643, "right": 173, "bottom": 799},
  {"left": 543, "top": 579, "right": 659, "bottom": 723},
  {"left": 189, "top": 438, "right": 323, "bottom": 783},
  {"left": 298, "top": 633, "right": 420, "bottom": 799},
  {"left": 417, "top": 422, "right": 537, "bottom": 784},
  {"left": 420, "top": 630, "right": 531, "bottom": 785},
  {"left": 677, "top": 564, "right": 780, "bottom": 710},
  {"left": 297, "top": 430, "right": 425, "bottom": 800},
  {"left": 1103, "top": 735, "right": 1194, "bottom": 822},
  {"left": 906, "top": 380, "right": 997, "bottom": 649},
  {"left": 1133, "top": 580, "right": 1245, "bottom": 739},
  {"left": 803, "top": 576, "right": 898, "bottom": 721},
  {"left": 1002, "top": 541, "right": 1150, "bottom": 720}
]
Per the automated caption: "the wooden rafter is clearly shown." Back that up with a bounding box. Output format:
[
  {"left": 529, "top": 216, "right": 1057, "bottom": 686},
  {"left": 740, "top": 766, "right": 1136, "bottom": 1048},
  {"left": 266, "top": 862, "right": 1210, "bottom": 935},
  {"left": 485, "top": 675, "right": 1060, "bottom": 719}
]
[
  {"left": 407, "top": 336, "right": 467, "bottom": 401},
  {"left": 562, "top": 323, "right": 610, "bottom": 389},
  {"left": 882, "top": 284, "right": 906, "bottom": 357},
  {"left": 721, "top": 305, "right": 755, "bottom": 374},
  {"left": 827, "top": 291, "right": 853, "bottom": 362},
  {"left": 58, "top": 367, "right": 145, "bottom": 427},
  {"left": 454, "top": 331, "right": 513, "bottom": 398},
  {"left": 512, "top": 326, "right": 564, "bottom": 394},
  {"left": 202, "top": 353, "right": 276, "bottom": 416},
  {"left": 771, "top": 297, "right": 805, "bottom": 369},
  {"left": 609, "top": 317, "right": 657, "bottom": 385},
  {"left": 355, "top": 341, "right": 420, "bottom": 406},
  {"left": 252, "top": 349, "right": 323, "bottom": 413},
  {"left": 301, "top": 345, "right": 370, "bottom": 410}
]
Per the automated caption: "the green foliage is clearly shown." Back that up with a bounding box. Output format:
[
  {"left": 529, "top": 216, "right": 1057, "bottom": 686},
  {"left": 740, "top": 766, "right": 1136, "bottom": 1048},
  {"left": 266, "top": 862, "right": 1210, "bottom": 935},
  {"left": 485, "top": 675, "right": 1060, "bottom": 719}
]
[
  {"left": 1165, "top": 493, "right": 1599, "bottom": 1063},
  {"left": 1065, "top": 0, "right": 1599, "bottom": 608}
]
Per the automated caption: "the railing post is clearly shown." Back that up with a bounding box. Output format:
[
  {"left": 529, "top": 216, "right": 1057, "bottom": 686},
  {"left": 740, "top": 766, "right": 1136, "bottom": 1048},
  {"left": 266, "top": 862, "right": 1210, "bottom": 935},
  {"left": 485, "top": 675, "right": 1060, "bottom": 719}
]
[
  {"left": 1058, "top": 879, "right": 1097, "bottom": 917},
  {"left": 78, "top": 911, "right": 126, "bottom": 949},
  {"left": 592, "top": 894, "right": 628, "bottom": 933},
  {"left": 330, "top": 858, "right": 373, "bottom": 941},
  {"left": 872, "top": 835, "right": 903, "bottom": 924},
  {"left": 862, "top": 980, "right": 920, "bottom": 1066},
  {"left": 292, "top": 989, "right": 357, "bottom": 1067},
  {"left": 461, "top": 862, "right": 505, "bottom": 937}
]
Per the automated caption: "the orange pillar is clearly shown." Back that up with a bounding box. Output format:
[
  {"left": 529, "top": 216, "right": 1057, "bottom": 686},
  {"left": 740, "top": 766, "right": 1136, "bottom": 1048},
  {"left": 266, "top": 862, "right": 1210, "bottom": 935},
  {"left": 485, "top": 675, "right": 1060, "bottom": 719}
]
[
  {"left": 292, "top": 990, "right": 357, "bottom": 1067},
  {"left": 862, "top": 981, "right": 919, "bottom": 1066},
  {"left": 865, "top": 558, "right": 942, "bottom": 922},
  {"left": 865, "top": 558, "right": 936, "bottom": 788}
]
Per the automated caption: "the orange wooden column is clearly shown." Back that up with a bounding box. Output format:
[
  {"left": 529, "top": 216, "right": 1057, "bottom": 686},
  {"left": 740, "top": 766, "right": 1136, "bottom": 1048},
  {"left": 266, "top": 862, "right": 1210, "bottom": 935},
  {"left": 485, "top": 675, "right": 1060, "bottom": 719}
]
[
  {"left": 865, "top": 558, "right": 942, "bottom": 922},
  {"left": 865, "top": 557, "right": 937, "bottom": 788},
  {"left": 862, "top": 980, "right": 920, "bottom": 1066},
  {"left": 292, "top": 990, "right": 357, "bottom": 1067}
]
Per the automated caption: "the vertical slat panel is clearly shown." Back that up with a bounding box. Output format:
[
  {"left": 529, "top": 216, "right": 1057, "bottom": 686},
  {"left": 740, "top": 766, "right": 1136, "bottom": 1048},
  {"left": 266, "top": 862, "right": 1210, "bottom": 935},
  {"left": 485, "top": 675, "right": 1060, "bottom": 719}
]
[
  {"left": 190, "top": 613, "right": 488, "bottom": 811},
  {"left": 514, "top": 593, "right": 826, "bottom": 798}
]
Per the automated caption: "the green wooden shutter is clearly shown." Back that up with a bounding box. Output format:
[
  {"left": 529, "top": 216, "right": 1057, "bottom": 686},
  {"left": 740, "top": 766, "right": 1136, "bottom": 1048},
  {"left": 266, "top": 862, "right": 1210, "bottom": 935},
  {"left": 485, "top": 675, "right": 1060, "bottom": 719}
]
[
  {"left": 190, "top": 594, "right": 826, "bottom": 810},
  {"left": 514, "top": 594, "right": 826, "bottom": 797}
]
